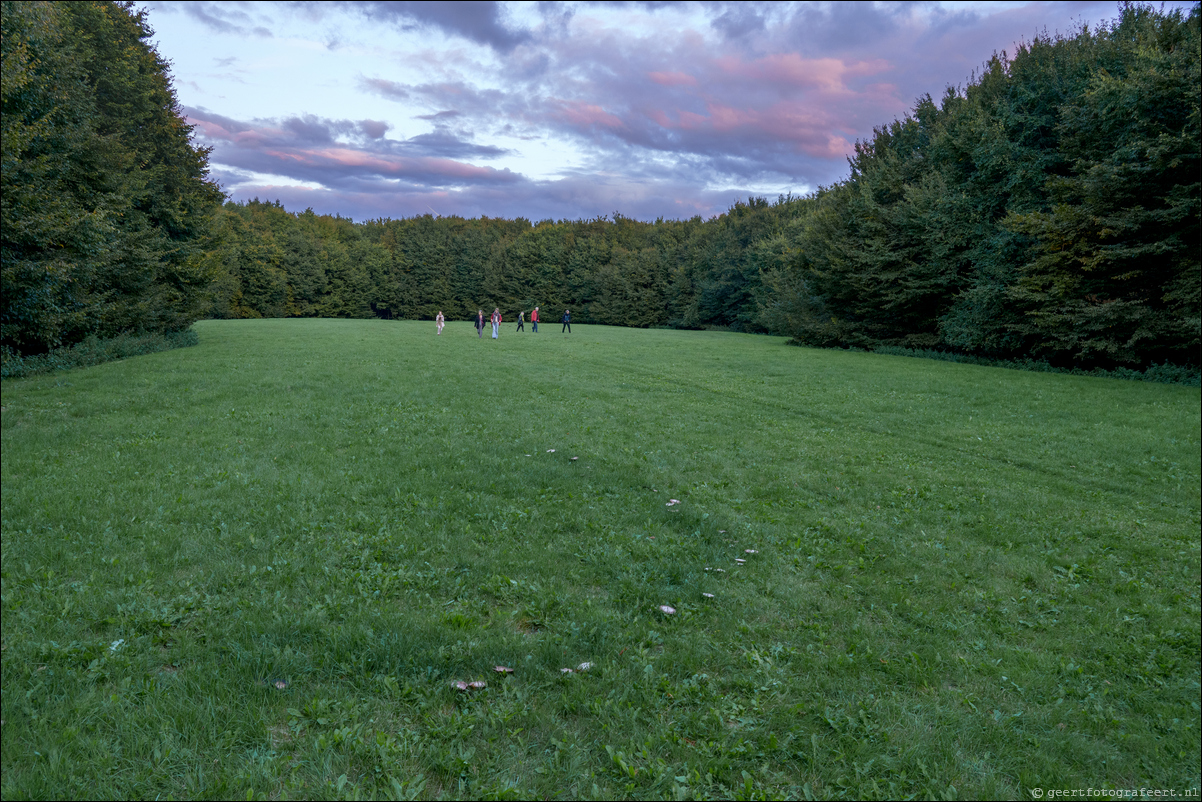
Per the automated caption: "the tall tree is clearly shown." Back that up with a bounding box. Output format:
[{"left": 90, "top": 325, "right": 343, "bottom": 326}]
[
  {"left": 762, "top": 2, "right": 1199, "bottom": 368},
  {"left": 1, "top": 0, "right": 223, "bottom": 354},
  {"left": 1004, "top": 4, "right": 1201, "bottom": 366}
]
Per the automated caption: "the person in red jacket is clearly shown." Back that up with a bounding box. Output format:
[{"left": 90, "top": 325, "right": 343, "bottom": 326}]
[{"left": 531, "top": 306, "right": 539, "bottom": 333}]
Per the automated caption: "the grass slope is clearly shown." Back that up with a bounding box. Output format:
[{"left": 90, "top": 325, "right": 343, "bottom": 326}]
[{"left": 2, "top": 319, "right": 1199, "bottom": 800}]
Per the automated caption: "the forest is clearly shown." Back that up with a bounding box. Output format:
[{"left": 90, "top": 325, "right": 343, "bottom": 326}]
[{"left": 2, "top": 1, "right": 1198, "bottom": 371}]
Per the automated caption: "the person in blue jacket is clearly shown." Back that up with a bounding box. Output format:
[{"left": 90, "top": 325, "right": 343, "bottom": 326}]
[{"left": 561, "top": 309, "right": 571, "bottom": 333}]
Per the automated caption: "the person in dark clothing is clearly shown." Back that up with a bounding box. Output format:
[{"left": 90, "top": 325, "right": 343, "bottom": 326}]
[
  {"left": 516, "top": 310, "right": 525, "bottom": 332},
  {"left": 562, "top": 309, "right": 571, "bottom": 333},
  {"left": 475, "top": 309, "right": 485, "bottom": 338}
]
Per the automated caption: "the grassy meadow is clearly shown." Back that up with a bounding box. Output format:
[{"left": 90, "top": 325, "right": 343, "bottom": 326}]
[{"left": 1, "top": 318, "right": 1199, "bottom": 800}]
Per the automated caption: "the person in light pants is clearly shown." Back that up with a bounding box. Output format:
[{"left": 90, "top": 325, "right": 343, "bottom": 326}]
[{"left": 491, "top": 308, "right": 501, "bottom": 339}]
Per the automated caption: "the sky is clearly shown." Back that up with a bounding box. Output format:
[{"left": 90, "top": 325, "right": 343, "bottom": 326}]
[{"left": 141, "top": 1, "right": 1192, "bottom": 222}]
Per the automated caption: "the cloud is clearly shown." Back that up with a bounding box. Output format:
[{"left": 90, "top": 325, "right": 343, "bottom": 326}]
[
  {"left": 359, "top": 77, "right": 409, "bottom": 101},
  {"left": 359, "top": 77, "right": 535, "bottom": 135},
  {"left": 778, "top": 1, "right": 904, "bottom": 52},
  {"left": 187, "top": 108, "right": 254, "bottom": 137},
  {"left": 710, "top": 3, "right": 768, "bottom": 39},
  {"left": 714, "top": 53, "right": 891, "bottom": 94},
  {"left": 415, "top": 110, "right": 463, "bottom": 121},
  {"left": 351, "top": 1, "right": 532, "bottom": 52},
  {"left": 283, "top": 114, "right": 345, "bottom": 144},
  {"left": 439, "top": 21, "right": 900, "bottom": 186},
  {"left": 550, "top": 100, "right": 628, "bottom": 134},
  {"left": 426, "top": 0, "right": 1128, "bottom": 193},
  {"left": 647, "top": 71, "right": 698, "bottom": 88},
  {"left": 185, "top": 107, "right": 519, "bottom": 194},
  {"left": 359, "top": 119, "right": 389, "bottom": 139},
  {"left": 178, "top": 1, "right": 272, "bottom": 37},
  {"left": 403, "top": 129, "right": 510, "bottom": 159}
]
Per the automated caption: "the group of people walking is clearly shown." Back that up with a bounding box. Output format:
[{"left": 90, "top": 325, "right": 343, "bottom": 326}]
[{"left": 434, "top": 306, "right": 572, "bottom": 338}]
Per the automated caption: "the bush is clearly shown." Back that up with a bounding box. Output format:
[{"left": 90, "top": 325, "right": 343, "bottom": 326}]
[{"left": 0, "top": 329, "right": 199, "bottom": 379}]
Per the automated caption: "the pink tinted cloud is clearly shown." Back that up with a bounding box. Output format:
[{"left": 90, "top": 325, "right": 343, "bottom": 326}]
[
  {"left": 551, "top": 100, "right": 627, "bottom": 132},
  {"left": 648, "top": 70, "right": 698, "bottom": 87},
  {"left": 676, "top": 101, "right": 848, "bottom": 159},
  {"left": 549, "top": 55, "right": 867, "bottom": 160},
  {"left": 190, "top": 117, "right": 291, "bottom": 149},
  {"left": 533, "top": 39, "right": 902, "bottom": 170},
  {"left": 715, "top": 53, "right": 891, "bottom": 94},
  {"left": 290, "top": 148, "right": 512, "bottom": 181},
  {"left": 186, "top": 108, "right": 521, "bottom": 190},
  {"left": 189, "top": 117, "right": 240, "bottom": 141}
]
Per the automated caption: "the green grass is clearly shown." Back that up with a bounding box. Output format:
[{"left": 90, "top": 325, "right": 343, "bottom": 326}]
[{"left": 2, "top": 318, "right": 1199, "bottom": 800}]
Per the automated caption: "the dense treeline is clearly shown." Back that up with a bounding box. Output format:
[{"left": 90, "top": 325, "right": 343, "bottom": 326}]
[
  {"left": 761, "top": 2, "right": 1200, "bottom": 368},
  {"left": 1, "top": 1, "right": 221, "bottom": 357},
  {"left": 200, "top": 196, "right": 805, "bottom": 331},
  {"left": 202, "top": 4, "right": 1198, "bottom": 370},
  {"left": 3, "top": 3, "right": 1196, "bottom": 372}
]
